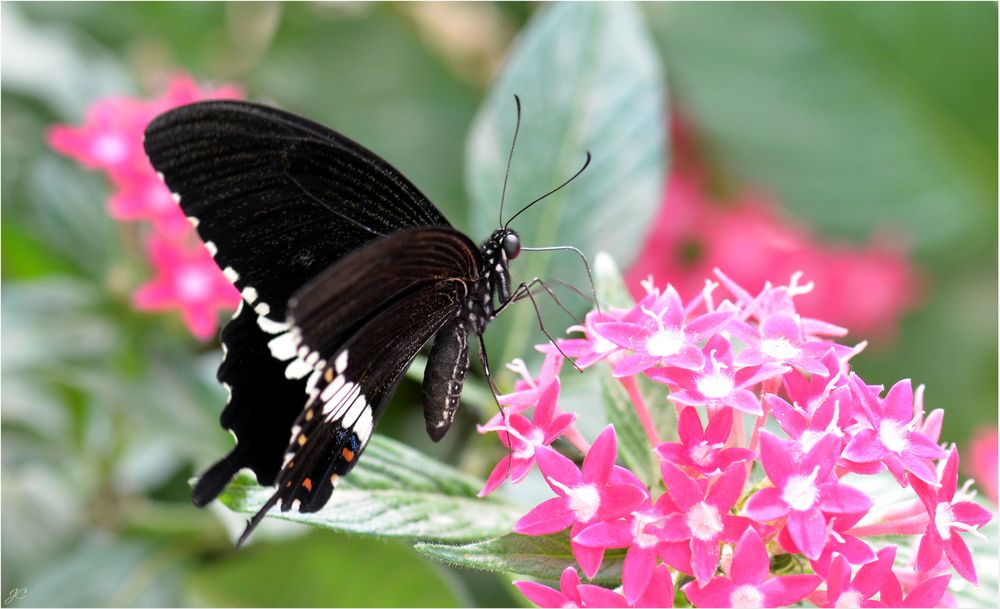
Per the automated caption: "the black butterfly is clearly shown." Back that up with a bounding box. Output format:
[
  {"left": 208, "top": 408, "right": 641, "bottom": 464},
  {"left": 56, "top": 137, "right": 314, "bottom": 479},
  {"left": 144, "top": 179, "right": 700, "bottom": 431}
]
[{"left": 143, "top": 99, "right": 590, "bottom": 545}]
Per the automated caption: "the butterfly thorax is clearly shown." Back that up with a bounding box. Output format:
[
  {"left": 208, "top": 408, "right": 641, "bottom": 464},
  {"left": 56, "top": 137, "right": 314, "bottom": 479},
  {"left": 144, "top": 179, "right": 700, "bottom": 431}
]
[{"left": 461, "top": 228, "right": 520, "bottom": 334}]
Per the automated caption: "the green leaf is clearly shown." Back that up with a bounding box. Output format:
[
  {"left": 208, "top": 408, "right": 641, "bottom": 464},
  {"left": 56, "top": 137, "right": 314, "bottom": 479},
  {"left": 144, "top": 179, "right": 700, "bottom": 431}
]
[
  {"left": 594, "top": 251, "right": 635, "bottom": 311},
  {"left": 467, "top": 2, "right": 667, "bottom": 370},
  {"left": 415, "top": 532, "right": 627, "bottom": 587},
  {"left": 187, "top": 530, "right": 464, "bottom": 607},
  {"left": 217, "top": 436, "right": 522, "bottom": 542},
  {"left": 601, "top": 374, "right": 661, "bottom": 490}
]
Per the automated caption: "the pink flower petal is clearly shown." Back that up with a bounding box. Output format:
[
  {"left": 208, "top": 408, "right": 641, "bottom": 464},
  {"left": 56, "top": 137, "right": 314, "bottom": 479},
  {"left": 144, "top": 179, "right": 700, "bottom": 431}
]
[
  {"left": 678, "top": 406, "right": 705, "bottom": 446},
  {"left": 759, "top": 430, "right": 794, "bottom": 487},
  {"left": 682, "top": 578, "right": 735, "bottom": 608},
  {"left": 573, "top": 520, "right": 634, "bottom": 549},
  {"left": 818, "top": 482, "right": 873, "bottom": 514},
  {"left": 853, "top": 545, "right": 896, "bottom": 597},
  {"left": 661, "top": 462, "right": 702, "bottom": 511},
  {"left": 940, "top": 447, "right": 960, "bottom": 502},
  {"left": 513, "top": 581, "right": 569, "bottom": 608},
  {"left": 731, "top": 389, "right": 764, "bottom": 416},
  {"left": 633, "top": 564, "right": 674, "bottom": 608},
  {"left": 944, "top": 533, "right": 978, "bottom": 584},
  {"left": 824, "top": 554, "right": 851, "bottom": 600},
  {"left": 704, "top": 407, "right": 735, "bottom": 444},
  {"left": 706, "top": 463, "right": 747, "bottom": 512},
  {"left": 786, "top": 508, "right": 827, "bottom": 561},
  {"left": 514, "top": 497, "right": 574, "bottom": 536},
  {"left": 559, "top": 567, "right": 582, "bottom": 604},
  {"left": 582, "top": 425, "right": 617, "bottom": 484},
  {"left": 882, "top": 379, "right": 914, "bottom": 423},
  {"left": 691, "top": 538, "right": 721, "bottom": 585},
  {"left": 623, "top": 545, "right": 658, "bottom": 605},
  {"left": 730, "top": 528, "right": 769, "bottom": 586},
  {"left": 535, "top": 445, "right": 583, "bottom": 493},
  {"left": 843, "top": 429, "right": 887, "bottom": 463},
  {"left": 597, "top": 484, "right": 648, "bottom": 520},
  {"left": 902, "top": 574, "right": 951, "bottom": 608},
  {"left": 758, "top": 574, "right": 822, "bottom": 607},
  {"left": 576, "top": 585, "right": 628, "bottom": 608},
  {"left": 952, "top": 501, "right": 993, "bottom": 527},
  {"left": 915, "top": 526, "right": 944, "bottom": 572},
  {"left": 765, "top": 395, "right": 806, "bottom": 439},
  {"left": 743, "top": 487, "right": 790, "bottom": 522}
]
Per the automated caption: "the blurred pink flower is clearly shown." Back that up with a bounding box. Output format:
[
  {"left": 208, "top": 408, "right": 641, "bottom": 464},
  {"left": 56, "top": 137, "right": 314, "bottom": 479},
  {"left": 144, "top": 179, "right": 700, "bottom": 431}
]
[
  {"left": 682, "top": 528, "right": 821, "bottom": 608},
  {"left": 133, "top": 235, "right": 240, "bottom": 340},
  {"left": 48, "top": 73, "right": 243, "bottom": 340},
  {"left": 626, "top": 119, "right": 922, "bottom": 343},
  {"left": 909, "top": 447, "right": 993, "bottom": 584},
  {"left": 963, "top": 426, "right": 998, "bottom": 504}
]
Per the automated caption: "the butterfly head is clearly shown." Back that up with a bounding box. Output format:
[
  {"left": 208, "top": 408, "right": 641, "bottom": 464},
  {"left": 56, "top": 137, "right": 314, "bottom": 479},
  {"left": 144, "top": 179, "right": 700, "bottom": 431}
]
[{"left": 488, "top": 228, "right": 521, "bottom": 262}]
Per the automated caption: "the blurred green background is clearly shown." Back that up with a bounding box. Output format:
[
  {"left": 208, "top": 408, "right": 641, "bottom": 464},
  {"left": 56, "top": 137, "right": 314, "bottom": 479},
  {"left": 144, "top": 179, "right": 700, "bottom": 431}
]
[{"left": 2, "top": 2, "right": 996, "bottom": 607}]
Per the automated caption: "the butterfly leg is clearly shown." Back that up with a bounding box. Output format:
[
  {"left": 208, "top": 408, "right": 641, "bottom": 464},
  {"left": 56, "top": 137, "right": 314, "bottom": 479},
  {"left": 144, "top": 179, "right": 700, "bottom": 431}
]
[{"left": 497, "top": 279, "right": 583, "bottom": 372}]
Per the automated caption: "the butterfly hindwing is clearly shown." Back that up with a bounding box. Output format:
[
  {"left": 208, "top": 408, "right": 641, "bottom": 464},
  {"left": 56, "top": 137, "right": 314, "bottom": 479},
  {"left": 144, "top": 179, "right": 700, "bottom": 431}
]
[{"left": 247, "top": 228, "right": 480, "bottom": 523}]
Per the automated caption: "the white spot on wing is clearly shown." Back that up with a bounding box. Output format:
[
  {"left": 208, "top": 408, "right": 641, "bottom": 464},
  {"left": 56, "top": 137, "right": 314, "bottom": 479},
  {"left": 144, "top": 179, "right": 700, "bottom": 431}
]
[
  {"left": 223, "top": 382, "right": 232, "bottom": 404},
  {"left": 320, "top": 375, "right": 346, "bottom": 404},
  {"left": 335, "top": 351, "right": 348, "bottom": 374},
  {"left": 254, "top": 302, "right": 270, "bottom": 316},
  {"left": 205, "top": 241, "right": 218, "bottom": 257},
  {"left": 223, "top": 267, "right": 240, "bottom": 283},
  {"left": 241, "top": 287, "right": 258, "bottom": 303},
  {"left": 342, "top": 396, "right": 368, "bottom": 428},
  {"left": 187, "top": 216, "right": 200, "bottom": 227},
  {"left": 284, "top": 358, "right": 312, "bottom": 380},
  {"left": 258, "top": 316, "right": 292, "bottom": 335},
  {"left": 171, "top": 192, "right": 181, "bottom": 204},
  {"left": 354, "top": 407, "right": 374, "bottom": 445},
  {"left": 268, "top": 331, "right": 298, "bottom": 360}
]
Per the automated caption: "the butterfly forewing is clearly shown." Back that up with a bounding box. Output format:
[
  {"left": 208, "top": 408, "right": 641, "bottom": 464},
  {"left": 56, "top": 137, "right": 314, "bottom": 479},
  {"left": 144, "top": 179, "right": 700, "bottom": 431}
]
[{"left": 143, "top": 101, "right": 450, "bottom": 321}]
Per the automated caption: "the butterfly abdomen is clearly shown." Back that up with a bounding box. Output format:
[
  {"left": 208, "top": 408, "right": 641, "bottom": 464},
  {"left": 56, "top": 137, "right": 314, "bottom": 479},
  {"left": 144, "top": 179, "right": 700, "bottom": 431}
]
[{"left": 422, "top": 321, "right": 471, "bottom": 442}]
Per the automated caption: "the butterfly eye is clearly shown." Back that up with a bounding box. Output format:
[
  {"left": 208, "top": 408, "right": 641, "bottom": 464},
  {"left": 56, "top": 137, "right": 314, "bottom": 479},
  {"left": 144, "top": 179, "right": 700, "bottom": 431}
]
[{"left": 502, "top": 233, "right": 521, "bottom": 259}]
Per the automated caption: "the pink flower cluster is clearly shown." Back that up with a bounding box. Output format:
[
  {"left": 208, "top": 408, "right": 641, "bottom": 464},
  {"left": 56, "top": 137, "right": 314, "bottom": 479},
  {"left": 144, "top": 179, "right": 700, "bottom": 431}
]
[
  {"left": 479, "top": 271, "right": 992, "bottom": 608},
  {"left": 626, "top": 115, "right": 923, "bottom": 342},
  {"left": 48, "top": 75, "right": 242, "bottom": 339}
]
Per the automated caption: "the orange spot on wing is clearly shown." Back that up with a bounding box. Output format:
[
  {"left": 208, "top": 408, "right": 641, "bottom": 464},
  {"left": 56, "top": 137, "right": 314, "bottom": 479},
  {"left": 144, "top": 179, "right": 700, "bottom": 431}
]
[
  {"left": 302, "top": 478, "right": 313, "bottom": 491},
  {"left": 341, "top": 448, "right": 355, "bottom": 462},
  {"left": 325, "top": 368, "right": 335, "bottom": 382},
  {"left": 305, "top": 409, "right": 314, "bottom": 421},
  {"left": 298, "top": 434, "right": 307, "bottom": 446}
]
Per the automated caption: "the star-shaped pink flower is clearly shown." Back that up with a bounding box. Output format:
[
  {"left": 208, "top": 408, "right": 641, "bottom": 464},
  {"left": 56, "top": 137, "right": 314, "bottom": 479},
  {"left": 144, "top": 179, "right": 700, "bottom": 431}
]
[
  {"left": 557, "top": 309, "right": 627, "bottom": 369},
  {"left": 656, "top": 406, "right": 753, "bottom": 476},
  {"left": 478, "top": 378, "right": 576, "bottom": 496},
  {"left": 597, "top": 285, "right": 735, "bottom": 377},
  {"left": 818, "top": 546, "right": 896, "bottom": 608},
  {"left": 877, "top": 571, "right": 952, "bottom": 608},
  {"left": 728, "top": 312, "right": 848, "bottom": 376},
  {"left": 658, "top": 462, "right": 751, "bottom": 585},
  {"left": 843, "top": 377, "right": 947, "bottom": 486},
  {"left": 744, "top": 431, "right": 873, "bottom": 560},
  {"left": 515, "top": 426, "right": 648, "bottom": 578},
  {"left": 682, "top": 527, "right": 821, "bottom": 608},
  {"left": 132, "top": 235, "right": 240, "bottom": 339},
  {"left": 647, "top": 335, "right": 788, "bottom": 416},
  {"left": 909, "top": 447, "right": 993, "bottom": 584}
]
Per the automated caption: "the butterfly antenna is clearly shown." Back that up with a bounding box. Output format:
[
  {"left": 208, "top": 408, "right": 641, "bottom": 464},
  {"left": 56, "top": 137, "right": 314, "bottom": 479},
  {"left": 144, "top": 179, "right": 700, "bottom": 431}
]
[
  {"left": 236, "top": 491, "right": 281, "bottom": 548},
  {"left": 504, "top": 152, "right": 592, "bottom": 230},
  {"left": 498, "top": 94, "right": 523, "bottom": 227}
]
